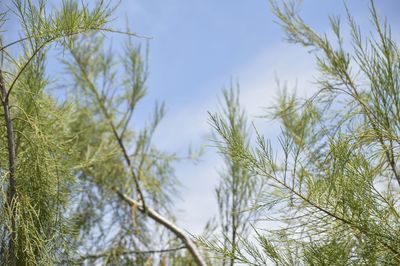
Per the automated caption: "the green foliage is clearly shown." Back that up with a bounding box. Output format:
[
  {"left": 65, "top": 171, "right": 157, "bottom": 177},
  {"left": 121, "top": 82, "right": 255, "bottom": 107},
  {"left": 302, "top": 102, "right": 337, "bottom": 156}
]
[
  {"left": 0, "top": 1, "right": 186, "bottom": 265},
  {"left": 60, "top": 33, "right": 184, "bottom": 264},
  {"left": 207, "top": 0, "right": 400, "bottom": 265},
  {"left": 0, "top": 1, "right": 115, "bottom": 264},
  {"left": 208, "top": 86, "right": 263, "bottom": 265},
  {"left": 3, "top": 0, "right": 398, "bottom": 265}
]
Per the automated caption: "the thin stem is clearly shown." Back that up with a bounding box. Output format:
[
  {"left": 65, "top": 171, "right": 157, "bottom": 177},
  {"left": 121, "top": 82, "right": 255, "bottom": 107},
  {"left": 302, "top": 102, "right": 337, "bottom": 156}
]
[
  {"left": 0, "top": 27, "right": 151, "bottom": 52},
  {"left": 342, "top": 74, "right": 400, "bottom": 186},
  {"left": 257, "top": 164, "right": 400, "bottom": 260},
  {"left": 4, "top": 27, "right": 151, "bottom": 102},
  {"left": 69, "top": 49, "right": 147, "bottom": 210},
  {"left": 67, "top": 48, "right": 207, "bottom": 265},
  {"left": 78, "top": 245, "right": 186, "bottom": 261},
  {"left": 0, "top": 69, "right": 17, "bottom": 266}
]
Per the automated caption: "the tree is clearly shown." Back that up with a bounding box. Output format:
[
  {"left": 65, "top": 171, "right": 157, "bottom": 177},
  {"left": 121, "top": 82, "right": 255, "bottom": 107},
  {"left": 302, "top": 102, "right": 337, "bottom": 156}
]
[
  {"left": 207, "top": 0, "right": 400, "bottom": 265},
  {"left": 61, "top": 33, "right": 206, "bottom": 266},
  {"left": 0, "top": 1, "right": 116, "bottom": 264},
  {"left": 211, "top": 87, "right": 263, "bottom": 266},
  {"left": 0, "top": 1, "right": 206, "bottom": 265},
  {"left": 2, "top": 0, "right": 399, "bottom": 265}
]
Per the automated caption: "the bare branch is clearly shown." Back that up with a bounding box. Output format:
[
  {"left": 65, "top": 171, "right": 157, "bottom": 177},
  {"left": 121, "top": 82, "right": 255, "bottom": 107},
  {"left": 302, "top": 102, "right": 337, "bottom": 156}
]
[
  {"left": 78, "top": 245, "right": 186, "bottom": 262},
  {"left": 113, "top": 187, "right": 207, "bottom": 266}
]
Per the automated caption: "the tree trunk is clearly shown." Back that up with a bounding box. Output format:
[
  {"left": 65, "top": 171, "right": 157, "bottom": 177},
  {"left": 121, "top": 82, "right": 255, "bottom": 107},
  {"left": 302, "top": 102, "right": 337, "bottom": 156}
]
[{"left": 0, "top": 69, "right": 17, "bottom": 266}]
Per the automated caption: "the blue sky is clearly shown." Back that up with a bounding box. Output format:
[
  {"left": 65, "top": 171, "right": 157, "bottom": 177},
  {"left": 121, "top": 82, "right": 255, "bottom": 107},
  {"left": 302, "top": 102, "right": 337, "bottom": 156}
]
[
  {"left": 2, "top": 0, "right": 399, "bottom": 235},
  {"left": 108, "top": 0, "right": 399, "bottom": 234}
]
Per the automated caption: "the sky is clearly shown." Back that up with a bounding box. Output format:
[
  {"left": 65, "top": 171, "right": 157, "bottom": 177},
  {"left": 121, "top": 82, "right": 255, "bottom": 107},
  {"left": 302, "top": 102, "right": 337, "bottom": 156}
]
[
  {"left": 106, "top": 0, "right": 399, "bottom": 234},
  {"left": 2, "top": 0, "right": 399, "bottom": 235}
]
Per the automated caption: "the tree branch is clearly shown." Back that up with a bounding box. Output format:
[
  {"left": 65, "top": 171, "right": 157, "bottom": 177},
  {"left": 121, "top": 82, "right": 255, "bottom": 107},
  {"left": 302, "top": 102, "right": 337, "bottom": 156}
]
[
  {"left": 67, "top": 43, "right": 207, "bottom": 266},
  {"left": 0, "top": 69, "right": 17, "bottom": 266},
  {"left": 78, "top": 245, "right": 186, "bottom": 262},
  {"left": 256, "top": 164, "right": 400, "bottom": 260},
  {"left": 112, "top": 187, "right": 207, "bottom": 266},
  {"left": 68, "top": 49, "right": 148, "bottom": 210}
]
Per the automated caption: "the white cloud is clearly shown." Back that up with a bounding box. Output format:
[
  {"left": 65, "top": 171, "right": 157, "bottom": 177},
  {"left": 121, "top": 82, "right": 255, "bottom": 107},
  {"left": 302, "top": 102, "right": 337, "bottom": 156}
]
[
  {"left": 174, "top": 157, "right": 221, "bottom": 234},
  {"left": 158, "top": 43, "right": 319, "bottom": 234}
]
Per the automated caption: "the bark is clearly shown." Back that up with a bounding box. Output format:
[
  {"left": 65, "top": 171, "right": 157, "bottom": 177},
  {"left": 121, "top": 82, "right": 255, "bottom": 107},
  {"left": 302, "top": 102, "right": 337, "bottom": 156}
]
[
  {"left": 114, "top": 188, "right": 207, "bottom": 266},
  {"left": 0, "top": 69, "right": 17, "bottom": 266}
]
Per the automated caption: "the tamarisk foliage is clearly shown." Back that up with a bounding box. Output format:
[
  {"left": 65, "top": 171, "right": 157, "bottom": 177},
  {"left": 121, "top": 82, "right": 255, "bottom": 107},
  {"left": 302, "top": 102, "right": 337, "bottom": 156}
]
[
  {"left": 211, "top": 87, "right": 263, "bottom": 266},
  {"left": 0, "top": 1, "right": 205, "bottom": 265},
  {"left": 0, "top": 1, "right": 114, "bottom": 265},
  {"left": 62, "top": 34, "right": 206, "bottom": 266},
  {"left": 206, "top": 1, "right": 400, "bottom": 265}
]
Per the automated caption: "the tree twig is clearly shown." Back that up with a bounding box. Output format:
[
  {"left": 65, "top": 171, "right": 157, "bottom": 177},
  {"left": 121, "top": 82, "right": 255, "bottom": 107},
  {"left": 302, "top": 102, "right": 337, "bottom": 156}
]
[
  {"left": 78, "top": 245, "right": 186, "bottom": 261},
  {"left": 112, "top": 187, "right": 207, "bottom": 266}
]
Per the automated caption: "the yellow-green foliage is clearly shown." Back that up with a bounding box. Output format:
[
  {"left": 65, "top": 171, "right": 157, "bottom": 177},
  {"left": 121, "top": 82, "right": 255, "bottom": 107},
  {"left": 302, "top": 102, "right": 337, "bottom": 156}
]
[{"left": 0, "top": 0, "right": 115, "bottom": 265}]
